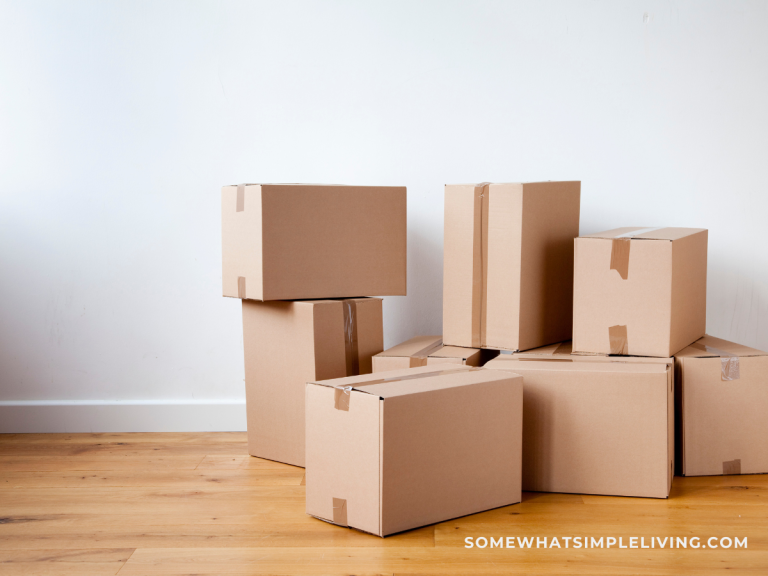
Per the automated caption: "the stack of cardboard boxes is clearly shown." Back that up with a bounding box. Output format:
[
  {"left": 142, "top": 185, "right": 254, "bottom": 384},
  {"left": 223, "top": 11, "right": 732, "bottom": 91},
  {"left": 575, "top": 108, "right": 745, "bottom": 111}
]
[{"left": 223, "top": 181, "right": 768, "bottom": 537}]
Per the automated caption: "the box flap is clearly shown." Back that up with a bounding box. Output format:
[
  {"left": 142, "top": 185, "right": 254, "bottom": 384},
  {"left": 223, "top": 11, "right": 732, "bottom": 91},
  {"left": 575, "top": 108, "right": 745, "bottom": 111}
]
[
  {"left": 675, "top": 334, "right": 767, "bottom": 359},
  {"left": 309, "top": 364, "right": 519, "bottom": 399},
  {"left": 486, "top": 356, "right": 669, "bottom": 374},
  {"left": 375, "top": 335, "right": 443, "bottom": 358},
  {"left": 428, "top": 345, "right": 481, "bottom": 361},
  {"left": 580, "top": 227, "right": 706, "bottom": 241}
]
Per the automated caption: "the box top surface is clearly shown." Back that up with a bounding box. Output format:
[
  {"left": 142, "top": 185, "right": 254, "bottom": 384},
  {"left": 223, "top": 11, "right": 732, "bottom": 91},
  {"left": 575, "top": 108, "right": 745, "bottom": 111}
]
[
  {"left": 445, "top": 180, "right": 579, "bottom": 188},
  {"left": 486, "top": 356, "right": 669, "bottom": 374},
  {"left": 511, "top": 342, "right": 673, "bottom": 365},
  {"left": 224, "top": 183, "right": 406, "bottom": 190},
  {"left": 375, "top": 335, "right": 442, "bottom": 358},
  {"left": 309, "top": 365, "right": 520, "bottom": 399},
  {"left": 429, "top": 345, "right": 479, "bottom": 360},
  {"left": 579, "top": 227, "right": 707, "bottom": 241},
  {"left": 675, "top": 334, "right": 767, "bottom": 359}
]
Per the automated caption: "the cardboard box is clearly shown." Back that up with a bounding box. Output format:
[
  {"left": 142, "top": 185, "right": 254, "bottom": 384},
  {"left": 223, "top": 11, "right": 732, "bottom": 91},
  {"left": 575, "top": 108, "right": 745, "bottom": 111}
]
[
  {"left": 242, "top": 297, "right": 383, "bottom": 467},
  {"left": 371, "top": 336, "right": 499, "bottom": 372},
  {"left": 509, "top": 340, "right": 674, "bottom": 364},
  {"left": 443, "top": 181, "right": 580, "bottom": 352},
  {"left": 485, "top": 356, "right": 674, "bottom": 498},
  {"left": 675, "top": 335, "right": 768, "bottom": 476},
  {"left": 222, "top": 184, "right": 407, "bottom": 301},
  {"left": 573, "top": 227, "right": 708, "bottom": 358},
  {"left": 305, "top": 365, "right": 523, "bottom": 536}
]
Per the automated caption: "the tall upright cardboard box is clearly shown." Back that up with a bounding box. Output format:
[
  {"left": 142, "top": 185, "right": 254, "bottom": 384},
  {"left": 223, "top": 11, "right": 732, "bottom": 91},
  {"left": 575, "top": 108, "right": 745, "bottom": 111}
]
[
  {"left": 675, "top": 335, "right": 768, "bottom": 476},
  {"left": 305, "top": 365, "right": 523, "bottom": 536},
  {"left": 222, "top": 184, "right": 407, "bottom": 301},
  {"left": 443, "top": 181, "right": 580, "bottom": 352},
  {"left": 572, "top": 227, "right": 707, "bottom": 358},
  {"left": 242, "top": 297, "right": 383, "bottom": 467},
  {"left": 485, "top": 355, "right": 674, "bottom": 498}
]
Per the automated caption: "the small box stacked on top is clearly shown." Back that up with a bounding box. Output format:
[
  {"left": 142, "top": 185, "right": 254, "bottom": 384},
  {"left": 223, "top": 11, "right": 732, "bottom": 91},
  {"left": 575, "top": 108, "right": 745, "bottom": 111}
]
[{"left": 221, "top": 183, "right": 406, "bottom": 466}]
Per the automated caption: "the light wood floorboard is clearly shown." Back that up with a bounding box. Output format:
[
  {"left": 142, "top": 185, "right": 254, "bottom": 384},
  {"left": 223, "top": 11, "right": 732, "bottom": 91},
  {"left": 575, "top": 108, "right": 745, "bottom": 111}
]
[{"left": 0, "top": 432, "right": 764, "bottom": 574}]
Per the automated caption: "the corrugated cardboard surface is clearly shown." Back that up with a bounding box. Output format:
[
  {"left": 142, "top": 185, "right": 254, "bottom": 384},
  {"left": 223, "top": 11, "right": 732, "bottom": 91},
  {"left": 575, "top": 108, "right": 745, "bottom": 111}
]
[
  {"left": 675, "top": 335, "right": 768, "bottom": 476},
  {"left": 305, "top": 365, "right": 523, "bottom": 536},
  {"left": 486, "top": 357, "right": 673, "bottom": 498},
  {"left": 222, "top": 184, "right": 406, "bottom": 301},
  {"left": 443, "top": 182, "right": 580, "bottom": 352},
  {"left": 426, "top": 345, "right": 484, "bottom": 366},
  {"left": 242, "top": 298, "right": 382, "bottom": 467},
  {"left": 572, "top": 227, "right": 707, "bottom": 358}
]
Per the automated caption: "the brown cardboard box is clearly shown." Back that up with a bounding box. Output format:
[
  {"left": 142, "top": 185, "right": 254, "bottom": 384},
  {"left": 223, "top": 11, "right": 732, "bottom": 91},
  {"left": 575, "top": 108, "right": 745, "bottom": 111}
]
[
  {"left": 242, "top": 297, "right": 383, "bottom": 467},
  {"left": 305, "top": 365, "right": 523, "bottom": 536},
  {"left": 510, "top": 340, "right": 674, "bottom": 365},
  {"left": 485, "top": 356, "right": 674, "bottom": 498},
  {"left": 675, "top": 335, "right": 768, "bottom": 476},
  {"left": 572, "top": 227, "right": 708, "bottom": 358},
  {"left": 371, "top": 336, "right": 499, "bottom": 372},
  {"left": 222, "top": 184, "right": 407, "bottom": 301},
  {"left": 443, "top": 181, "right": 580, "bottom": 352}
]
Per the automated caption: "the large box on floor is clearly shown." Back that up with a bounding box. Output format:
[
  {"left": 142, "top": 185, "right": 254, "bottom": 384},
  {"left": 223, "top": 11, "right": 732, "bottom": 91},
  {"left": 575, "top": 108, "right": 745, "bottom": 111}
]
[
  {"left": 222, "top": 184, "right": 407, "bottom": 301},
  {"left": 242, "top": 297, "right": 383, "bottom": 467},
  {"left": 485, "top": 356, "right": 674, "bottom": 498},
  {"left": 675, "top": 335, "right": 768, "bottom": 476},
  {"left": 305, "top": 365, "right": 523, "bottom": 536},
  {"left": 572, "top": 227, "right": 707, "bottom": 358},
  {"left": 371, "top": 335, "right": 498, "bottom": 372},
  {"left": 443, "top": 181, "right": 580, "bottom": 352}
]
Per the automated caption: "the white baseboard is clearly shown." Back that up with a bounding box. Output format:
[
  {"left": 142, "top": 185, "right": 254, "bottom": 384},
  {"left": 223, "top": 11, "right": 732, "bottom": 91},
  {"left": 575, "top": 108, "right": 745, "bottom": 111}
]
[{"left": 0, "top": 400, "right": 247, "bottom": 433}]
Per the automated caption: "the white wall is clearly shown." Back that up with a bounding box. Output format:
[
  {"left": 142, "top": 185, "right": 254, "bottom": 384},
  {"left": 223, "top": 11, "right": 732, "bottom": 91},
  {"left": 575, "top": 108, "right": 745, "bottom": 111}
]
[{"left": 1, "top": 0, "right": 767, "bottom": 432}]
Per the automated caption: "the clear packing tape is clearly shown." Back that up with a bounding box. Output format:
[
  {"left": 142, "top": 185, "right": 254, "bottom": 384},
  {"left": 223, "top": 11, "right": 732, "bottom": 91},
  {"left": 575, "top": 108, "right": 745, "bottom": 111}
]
[
  {"left": 689, "top": 341, "right": 741, "bottom": 381},
  {"left": 408, "top": 339, "right": 444, "bottom": 367}
]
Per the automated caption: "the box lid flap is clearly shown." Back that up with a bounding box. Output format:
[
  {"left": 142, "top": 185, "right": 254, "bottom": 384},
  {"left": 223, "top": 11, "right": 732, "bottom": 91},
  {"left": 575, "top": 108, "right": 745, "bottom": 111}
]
[
  {"left": 374, "top": 335, "right": 443, "bottom": 358},
  {"left": 486, "top": 356, "right": 669, "bottom": 374},
  {"left": 428, "top": 345, "right": 480, "bottom": 361},
  {"left": 675, "top": 335, "right": 767, "bottom": 359},
  {"left": 309, "top": 365, "right": 519, "bottom": 399},
  {"left": 580, "top": 227, "right": 707, "bottom": 241}
]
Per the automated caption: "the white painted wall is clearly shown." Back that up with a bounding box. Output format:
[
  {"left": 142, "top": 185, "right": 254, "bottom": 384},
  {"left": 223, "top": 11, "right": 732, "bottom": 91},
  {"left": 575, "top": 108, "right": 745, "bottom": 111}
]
[{"left": 1, "top": 0, "right": 767, "bottom": 432}]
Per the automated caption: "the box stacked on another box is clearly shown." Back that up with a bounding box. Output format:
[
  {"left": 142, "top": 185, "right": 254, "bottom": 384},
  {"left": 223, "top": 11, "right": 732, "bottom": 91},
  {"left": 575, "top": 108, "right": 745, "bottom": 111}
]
[{"left": 221, "top": 183, "right": 406, "bottom": 467}]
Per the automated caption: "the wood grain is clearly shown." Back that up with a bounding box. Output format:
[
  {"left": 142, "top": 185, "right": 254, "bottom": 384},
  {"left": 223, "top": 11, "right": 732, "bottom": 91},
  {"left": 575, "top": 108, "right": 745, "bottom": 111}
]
[{"left": 1, "top": 432, "right": 766, "bottom": 575}]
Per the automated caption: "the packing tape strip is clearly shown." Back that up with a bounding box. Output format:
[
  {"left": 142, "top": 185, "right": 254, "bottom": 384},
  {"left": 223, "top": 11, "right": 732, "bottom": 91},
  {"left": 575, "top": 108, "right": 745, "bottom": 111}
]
[
  {"left": 332, "top": 367, "right": 484, "bottom": 411},
  {"left": 610, "top": 227, "right": 664, "bottom": 280},
  {"left": 689, "top": 341, "right": 741, "bottom": 381},
  {"left": 471, "top": 183, "right": 491, "bottom": 348},
  {"left": 236, "top": 184, "right": 245, "bottom": 212},
  {"left": 409, "top": 338, "right": 444, "bottom": 362},
  {"left": 723, "top": 459, "right": 741, "bottom": 475},
  {"left": 332, "top": 497, "right": 348, "bottom": 526},
  {"left": 237, "top": 276, "right": 246, "bottom": 299},
  {"left": 343, "top": 300, "right": 360, "bottom": 378},
  {"left": 609, "top": 325, "right": 629, "bottom": 355}
]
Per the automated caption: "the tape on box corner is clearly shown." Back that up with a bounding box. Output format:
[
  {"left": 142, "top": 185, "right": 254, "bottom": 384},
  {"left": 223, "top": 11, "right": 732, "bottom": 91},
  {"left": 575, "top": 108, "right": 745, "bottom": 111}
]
[
  {"left": 237, "top": 277, "right": 246, "bottom": 299},
  {"left": 689, "top": 341, "right": 740, "bottom": 381},
  {"left": 608, "top": 325, "right": 629, "bottom": 355},
  {"left": 332, "top": 498, "right": 348, "bottom": 526},
  {"left": 609, "top": 227, "right": 665, "bottom": 280},
  {"left": 723, "top": 459, "right": 741, "bottom": 475}
]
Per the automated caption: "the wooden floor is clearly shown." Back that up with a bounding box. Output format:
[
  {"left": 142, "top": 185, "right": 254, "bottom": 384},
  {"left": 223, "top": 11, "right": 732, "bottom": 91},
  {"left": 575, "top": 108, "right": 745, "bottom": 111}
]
[{"left": 0, "top": 433, "right": 765, "bottom": 575}]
